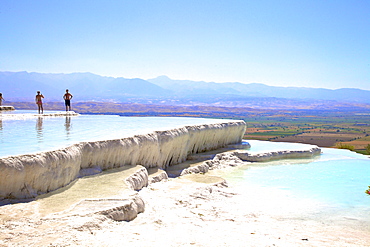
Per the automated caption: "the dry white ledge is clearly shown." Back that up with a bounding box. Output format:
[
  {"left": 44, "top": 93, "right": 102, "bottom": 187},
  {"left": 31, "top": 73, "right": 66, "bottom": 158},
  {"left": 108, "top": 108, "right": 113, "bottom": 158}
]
[
  {"left": 77, "top": 143, "right": 321, "bottom": 222},
  {"left": 0, "top": 106, "right": 15, "bottom": 111},
  {"left": 0, "top": 111, "right": 79, "bottom": 119},
  {"left": 180, "top": 144, "right": 321, "bottom": 176},
  {"left": 64, "top": 195, "right": 146, "bottom": 222}
]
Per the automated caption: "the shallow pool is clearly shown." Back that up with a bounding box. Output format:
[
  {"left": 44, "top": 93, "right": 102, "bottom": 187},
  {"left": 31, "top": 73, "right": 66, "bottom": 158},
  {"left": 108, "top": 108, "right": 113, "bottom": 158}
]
[
  {"left": 212, "top": 140, "right": 370, "bottom": 230},
  {"left": 0, "top": 110, "right": 228, "bottom": 157}
]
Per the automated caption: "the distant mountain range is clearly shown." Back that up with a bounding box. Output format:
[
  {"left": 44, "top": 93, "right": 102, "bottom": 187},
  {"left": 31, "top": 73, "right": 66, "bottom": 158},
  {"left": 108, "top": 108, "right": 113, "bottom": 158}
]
[
  {"left": 148, "top": 76, "right": 370, "bottom": 104},
  {"left": 1, "top": 71, "right": 369, "bottom": 110}
]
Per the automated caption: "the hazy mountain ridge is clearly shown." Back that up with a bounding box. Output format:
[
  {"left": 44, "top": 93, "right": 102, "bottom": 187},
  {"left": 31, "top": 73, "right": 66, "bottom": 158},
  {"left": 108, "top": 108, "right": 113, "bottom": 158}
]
[
  {"left": 1, "top": 71, "right": 369, "bottom": 109},
  {"left": 148, "top": 75, "right": 370, "bottom": 103}
]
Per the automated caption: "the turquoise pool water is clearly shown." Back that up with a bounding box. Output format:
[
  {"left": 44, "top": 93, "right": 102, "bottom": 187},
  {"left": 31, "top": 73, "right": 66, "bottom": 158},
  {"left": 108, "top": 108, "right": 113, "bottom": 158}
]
[
  {"left": 214, "top": 140, "right": 370, "bottom": 230},
  {"left": 2, "top": 112, "right": 369, "bottom": 230},
  {"left": 0, "top": 110, "right": 226, "bottom": 158}
]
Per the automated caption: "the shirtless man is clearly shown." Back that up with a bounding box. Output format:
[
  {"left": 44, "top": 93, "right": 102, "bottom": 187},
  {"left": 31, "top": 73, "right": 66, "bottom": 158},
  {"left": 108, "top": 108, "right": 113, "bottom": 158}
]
[
  {"left": 63, "top": 89, "right": 73, "bottom": 111},
  {"left": 35, "top": 91, "right": 44, "bottom": 114},
  {"left": 0, "top": 93, "right": 4, "bottom": 106}
]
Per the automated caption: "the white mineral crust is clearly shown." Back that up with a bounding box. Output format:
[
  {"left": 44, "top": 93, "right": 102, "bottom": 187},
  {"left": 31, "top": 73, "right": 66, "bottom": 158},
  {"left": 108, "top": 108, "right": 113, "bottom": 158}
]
[{"left": 0, "top": 121, "right": 246, "bottom": 199}]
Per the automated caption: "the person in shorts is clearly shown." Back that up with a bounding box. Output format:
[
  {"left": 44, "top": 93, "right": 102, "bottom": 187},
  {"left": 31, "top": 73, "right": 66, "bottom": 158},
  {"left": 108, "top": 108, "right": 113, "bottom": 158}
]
[
  {"left": 63, "top": 89, "right": 73, "bottom": 111},
  {"left": 0, "top": 93, "right": 4, "bottom": 106},
  {"left": 35, "top": 91, "right": 44, "bottom": 114}
]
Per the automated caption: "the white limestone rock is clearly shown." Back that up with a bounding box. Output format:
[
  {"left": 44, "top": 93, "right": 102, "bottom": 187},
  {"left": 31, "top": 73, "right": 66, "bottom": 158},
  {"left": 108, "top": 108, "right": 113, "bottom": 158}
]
[
  {"left": 235, "top": 147, "right": 321, "bottom": 162},
  {"left": 125, "top": 167, "right": 149, "bottom": 191},
  {"left": 63, "top": 194, "right": 145, "bottom": 222},
  {"left": 96, "top": 195, "right": 145, "bottom": 221},
  {"left": 178, "top": 145, "right": 321, "bottom": 176},
  {"left": 148, "top": 169, "right": 169, "bottom": 184},
  {"left": 0, "top": 121, "right": 246, "bottom": 199},
  {"left": 0, "top": 106, "right": 15, "bottom": 111},
  {"left": 180, "top": 152, "right": 244, "bottom": 176}
]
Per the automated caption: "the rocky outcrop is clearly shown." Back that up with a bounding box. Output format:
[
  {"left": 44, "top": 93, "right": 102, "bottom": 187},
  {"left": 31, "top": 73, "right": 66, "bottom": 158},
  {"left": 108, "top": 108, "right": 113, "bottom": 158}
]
[
  {"left": 95, "top": 195, "right": 145, "bottom": 221},
  {"left": 234, "top": 147, "right": 322, "bottom": 162},
  {"left": 180, "top": 146, "right": 321, "bottom": 175},
  {"left": 125, "top": 167, "right": 149, "bottom": 191}
]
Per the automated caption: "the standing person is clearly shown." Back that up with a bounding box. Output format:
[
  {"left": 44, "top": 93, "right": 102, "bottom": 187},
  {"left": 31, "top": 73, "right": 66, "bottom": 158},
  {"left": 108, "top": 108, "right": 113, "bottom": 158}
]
[
  {"left": 0, "top": 93, "right": 4, "bottom": 106},
  {"left": 35, "top": 91, "right": 44, "bottom": 114},
  {"left": 63, "top": 89, "right": 73, "bottom": 111}
]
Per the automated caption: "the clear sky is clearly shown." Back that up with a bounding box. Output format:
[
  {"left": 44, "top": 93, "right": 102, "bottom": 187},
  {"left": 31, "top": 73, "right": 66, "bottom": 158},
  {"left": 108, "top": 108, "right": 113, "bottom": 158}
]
[{"left": 1, "top": 0, "right": 369, "bottom": 89}]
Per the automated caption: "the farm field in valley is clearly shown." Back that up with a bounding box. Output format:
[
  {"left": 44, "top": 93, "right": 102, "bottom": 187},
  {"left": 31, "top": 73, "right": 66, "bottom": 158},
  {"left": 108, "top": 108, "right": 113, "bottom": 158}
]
[{"left": 243, "top": 111, "right": 370, "bottom": 154}]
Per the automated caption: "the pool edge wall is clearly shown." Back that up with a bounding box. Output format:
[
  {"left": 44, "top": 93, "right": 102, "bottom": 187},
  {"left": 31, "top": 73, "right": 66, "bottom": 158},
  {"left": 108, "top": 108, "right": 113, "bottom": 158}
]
[{"left": 0, "top": 120, "right": 246, "bottom": 199}]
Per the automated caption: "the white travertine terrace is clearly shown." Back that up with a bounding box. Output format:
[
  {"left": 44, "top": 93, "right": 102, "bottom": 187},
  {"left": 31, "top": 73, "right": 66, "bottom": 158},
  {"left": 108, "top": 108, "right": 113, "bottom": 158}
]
[
  {"left": 0, "top": 106, "right": 15, "bottom": 111},
  {"left": 0, "top": 111, "right": 79, "bottom": 118},
  {"left": 180, "top": 146, "right": 321, "bottom": 176},
  {"left": 234, "top": 148, "right": 322, "bottom": 162},
  {"left": 0, "top": 120, "right": 246, "bottom": 199}
]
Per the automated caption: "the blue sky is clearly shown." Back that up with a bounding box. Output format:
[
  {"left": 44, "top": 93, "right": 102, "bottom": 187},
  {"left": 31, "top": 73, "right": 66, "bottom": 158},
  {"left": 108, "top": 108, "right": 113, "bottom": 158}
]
[{"left": 1, "top": 0, "right": 369, "bottom": 89}]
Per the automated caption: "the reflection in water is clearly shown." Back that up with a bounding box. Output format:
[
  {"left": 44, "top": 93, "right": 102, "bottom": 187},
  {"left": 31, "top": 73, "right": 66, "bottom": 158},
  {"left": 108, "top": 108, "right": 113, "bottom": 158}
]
[
  {"left": 36, "top": 117, "right": 43, "bottom": 142},
  {"left": 0, "top": 119, "right": 2, "bottom": 142},
  {"left": 0, "top": 115, "right": 227, "bottom": 157},
  {"left": 64, "top": 116, "right": 72, "bottom": 140}
]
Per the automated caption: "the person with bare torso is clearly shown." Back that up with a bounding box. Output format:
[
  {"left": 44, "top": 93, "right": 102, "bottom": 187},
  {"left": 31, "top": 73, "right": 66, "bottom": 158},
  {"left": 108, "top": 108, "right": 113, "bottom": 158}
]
[
  {"left": 63, "top": 89, "right": 73, "bottom": 111},
  {"left": 0, "top": 93, "right": 4, "bottom": 106},
  {"left": 35, "top": 91, "right": 44, "bottom": 114}
]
